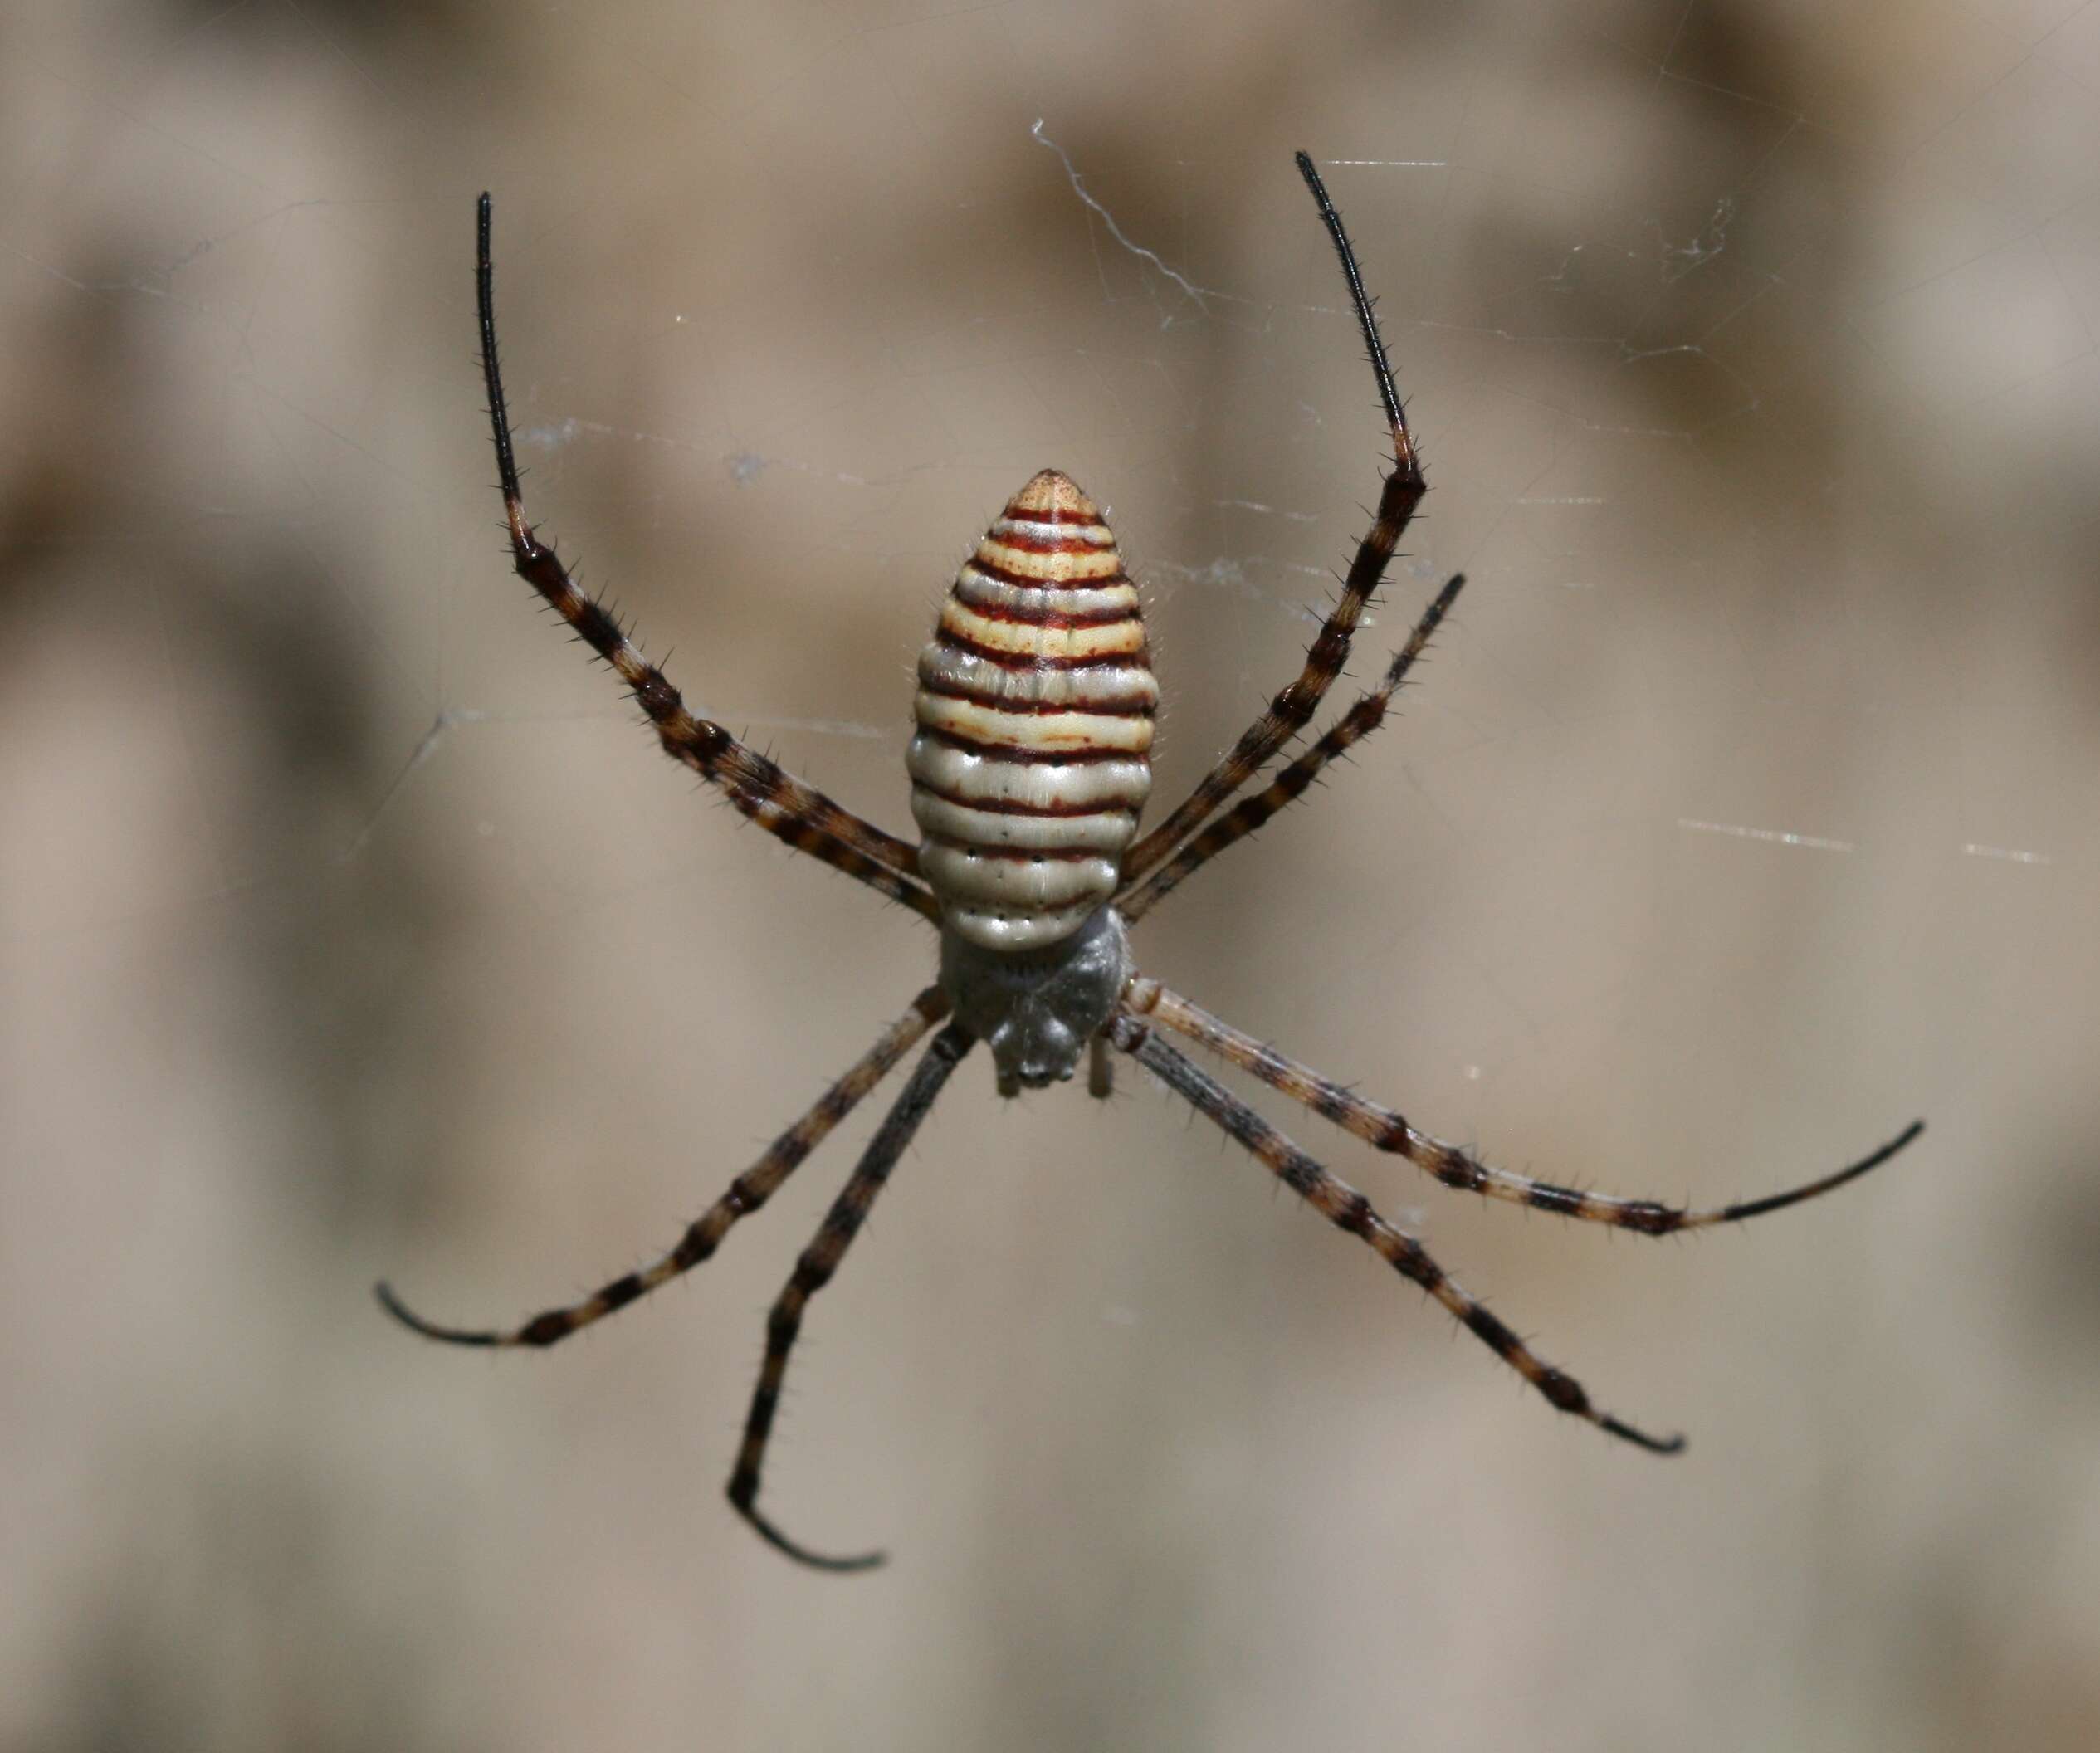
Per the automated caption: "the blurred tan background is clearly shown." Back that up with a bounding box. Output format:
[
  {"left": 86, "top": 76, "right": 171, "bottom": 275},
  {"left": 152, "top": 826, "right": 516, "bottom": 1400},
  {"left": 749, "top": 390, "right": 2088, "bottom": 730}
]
[{"left": 3, "top": 1, "right": 2098, "bottom": 1747}]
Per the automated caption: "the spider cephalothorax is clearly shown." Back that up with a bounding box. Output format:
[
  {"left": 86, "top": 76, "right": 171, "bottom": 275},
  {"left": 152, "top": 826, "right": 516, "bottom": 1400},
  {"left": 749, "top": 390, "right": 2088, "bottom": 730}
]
[
  {"left": 378, "top": 157, "right": 1922, "bottom": 1573},
  {"left": 941, "top": 900, "right": 1131, "bottom": 1095}
]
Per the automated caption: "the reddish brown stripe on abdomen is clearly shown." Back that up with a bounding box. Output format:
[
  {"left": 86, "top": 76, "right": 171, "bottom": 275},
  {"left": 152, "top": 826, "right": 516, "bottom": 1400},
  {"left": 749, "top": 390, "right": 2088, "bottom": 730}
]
[{"left": 916, "top": 676, "right": 1156, "bottom": 717}]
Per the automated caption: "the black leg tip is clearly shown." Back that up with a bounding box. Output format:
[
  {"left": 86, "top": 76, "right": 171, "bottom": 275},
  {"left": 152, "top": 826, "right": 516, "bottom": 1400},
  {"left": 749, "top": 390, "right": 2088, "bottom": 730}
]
[
  {"left": 730, "top": 1487, "right": 889, "bottom": 1575},
  {"left": 374, "top": 1279, "right": 502, "bottom": 1347},
  {"left": 1602, "top": 1414, "right": 1688, "bottom": 1456}
]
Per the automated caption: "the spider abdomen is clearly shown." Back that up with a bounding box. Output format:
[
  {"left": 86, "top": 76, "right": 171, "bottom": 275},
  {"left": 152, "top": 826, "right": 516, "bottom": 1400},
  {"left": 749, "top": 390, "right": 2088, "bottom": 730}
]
[{"left": 907, "top": 470, "right": 1155, "bottom": 952}]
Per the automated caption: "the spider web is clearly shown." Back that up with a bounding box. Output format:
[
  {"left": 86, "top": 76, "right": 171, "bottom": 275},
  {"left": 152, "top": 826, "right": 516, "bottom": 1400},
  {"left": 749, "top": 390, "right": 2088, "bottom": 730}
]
[{"left": 4, "top": 3, "right": 2100, "bottom": 1750}]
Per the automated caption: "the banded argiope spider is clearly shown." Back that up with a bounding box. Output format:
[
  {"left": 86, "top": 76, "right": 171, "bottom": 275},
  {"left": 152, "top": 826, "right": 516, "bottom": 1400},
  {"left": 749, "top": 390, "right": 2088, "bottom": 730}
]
[{"left": 378, "top": 154, "right": 1924, "bottom": 1572}]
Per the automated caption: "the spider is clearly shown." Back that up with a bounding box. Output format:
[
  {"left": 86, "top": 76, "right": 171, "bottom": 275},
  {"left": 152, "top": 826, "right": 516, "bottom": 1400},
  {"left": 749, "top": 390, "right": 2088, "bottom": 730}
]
[{"left": 378, "top": 154, "right": 1924, "bottom": 1572}]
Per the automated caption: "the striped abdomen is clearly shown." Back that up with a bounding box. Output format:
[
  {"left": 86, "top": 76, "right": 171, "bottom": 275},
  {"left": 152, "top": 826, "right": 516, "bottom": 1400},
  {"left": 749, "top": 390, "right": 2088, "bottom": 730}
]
[{"left": 908, "top": 469, "right": 1155, "bottom": 952}]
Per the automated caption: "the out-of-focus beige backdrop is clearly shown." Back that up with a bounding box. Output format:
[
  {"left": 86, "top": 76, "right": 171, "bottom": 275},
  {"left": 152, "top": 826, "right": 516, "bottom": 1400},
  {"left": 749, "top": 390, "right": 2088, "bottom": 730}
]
[{"left": 4, "top": 1, "right": 2098, "bottom": 1747}]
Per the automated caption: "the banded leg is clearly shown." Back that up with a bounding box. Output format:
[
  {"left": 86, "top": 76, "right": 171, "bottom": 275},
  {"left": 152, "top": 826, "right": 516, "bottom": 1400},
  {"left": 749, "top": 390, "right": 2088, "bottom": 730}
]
[
  {"left": 374, "top": 986, "right": 950, "bottom": 1347},
  {"left": 729, "top": 1022, "right": 974, "bottom": 1572},
  {"left": 1109, "top": 1013, "right": 1684, "bottom": 1453},
  {"left": 1125, "top": 980, "right": 1924, "bottom": 1232},
  {"left": 476, "top": 194, "right": 940, "bottom": 925},
  {"left": 1119, "top": 153, "right": 1427, "bottom": 887},
  {"left": 1121, "top": 573, "right": 1465, "bottom": 921}
]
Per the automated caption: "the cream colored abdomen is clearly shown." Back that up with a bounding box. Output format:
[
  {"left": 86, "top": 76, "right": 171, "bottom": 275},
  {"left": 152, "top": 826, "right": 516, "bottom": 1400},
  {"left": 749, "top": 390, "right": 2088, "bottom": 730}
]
[{"left": 907, "top": 470, "right": 1155, "bottom": 953}]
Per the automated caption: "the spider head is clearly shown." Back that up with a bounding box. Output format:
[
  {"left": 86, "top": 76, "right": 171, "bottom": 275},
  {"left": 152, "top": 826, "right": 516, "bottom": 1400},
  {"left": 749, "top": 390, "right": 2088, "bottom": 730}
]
[
  {"left": 939, "top": 906, "right": 1132, "bottom": 1098},
  {"left": 989, "top": 1013, "right": 1082, "bottom": 1096}
]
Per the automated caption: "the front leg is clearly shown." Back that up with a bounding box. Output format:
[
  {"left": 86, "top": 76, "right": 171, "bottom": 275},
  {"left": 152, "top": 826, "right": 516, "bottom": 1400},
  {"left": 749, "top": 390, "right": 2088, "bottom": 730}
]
[
  {"left": 1117, "top": 154, "right": 1427, "bottom": 888},
  {"left": 475, "top": 193, "right": 940, "bottom": 923}
]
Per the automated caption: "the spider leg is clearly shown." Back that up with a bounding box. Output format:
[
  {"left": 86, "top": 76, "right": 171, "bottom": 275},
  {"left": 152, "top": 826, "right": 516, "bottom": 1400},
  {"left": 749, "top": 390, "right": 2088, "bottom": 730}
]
[
  {"left": 1118, "top": 153, "right": 1426, "bottom": 890},
  {"left": 728, "top": 1022, "right": 974, "bottom": 1572},
  {"left": 1109, "top": 1013, "right": 1685, "bottom": 1454},
  {"left": 1121, "top": 573, "right": 1464, "bottom": 922},
  {"left": 475, "top": 194, "right": 940, "bottom": 925},
  {"left": 1123, "top": 979, "right": 1924, "bottom": 1232},
  {"left": 374, "top": 987, "right": 950, "bottom": 1348}
]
